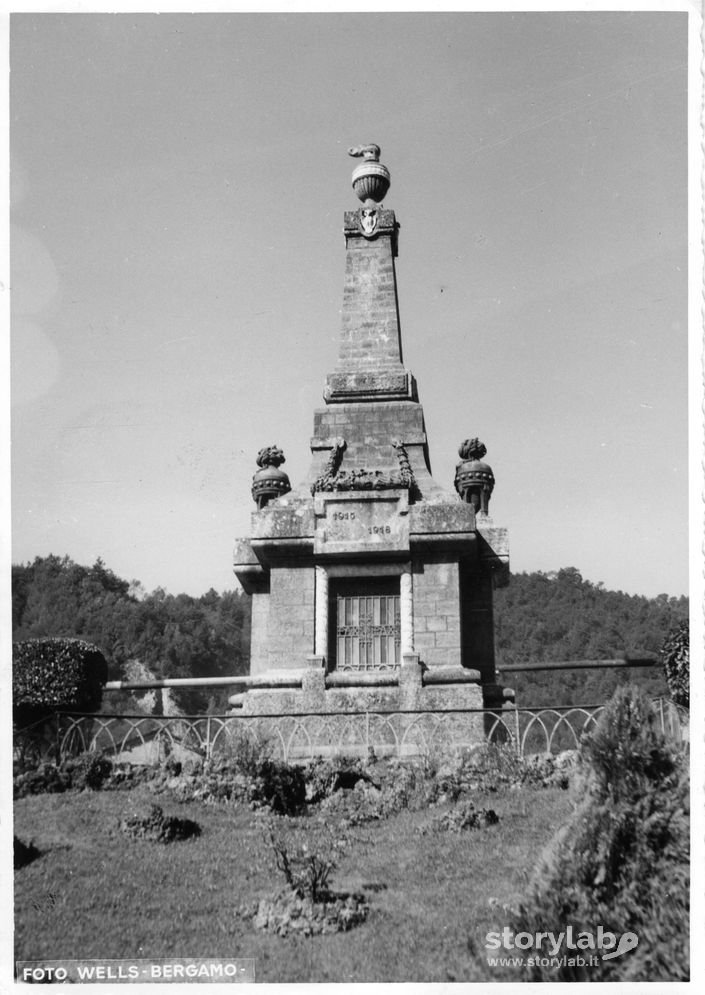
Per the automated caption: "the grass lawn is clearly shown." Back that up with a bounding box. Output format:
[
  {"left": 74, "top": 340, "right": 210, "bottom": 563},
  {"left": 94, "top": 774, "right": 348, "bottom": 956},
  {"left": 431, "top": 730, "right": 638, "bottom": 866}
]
[{"left": 14, "top": 784, "right": 573, "bottom": 983}]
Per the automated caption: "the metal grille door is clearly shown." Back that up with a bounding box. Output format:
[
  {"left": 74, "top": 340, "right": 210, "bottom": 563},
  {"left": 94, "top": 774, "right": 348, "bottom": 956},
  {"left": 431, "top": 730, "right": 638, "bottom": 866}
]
[{"left": 336, "top": 593, "right": 401, "bottom": 671}]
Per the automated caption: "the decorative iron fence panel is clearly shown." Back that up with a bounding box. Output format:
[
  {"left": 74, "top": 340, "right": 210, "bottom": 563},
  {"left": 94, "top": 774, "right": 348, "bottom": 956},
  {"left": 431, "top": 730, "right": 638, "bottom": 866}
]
[{"left": 13, "top": 698, "right": 687, "bottom": 766}]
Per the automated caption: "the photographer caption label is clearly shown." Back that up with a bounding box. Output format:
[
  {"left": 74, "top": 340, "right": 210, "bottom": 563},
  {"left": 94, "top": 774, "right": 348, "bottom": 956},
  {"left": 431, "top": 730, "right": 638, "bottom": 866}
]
[{"left": 17, "top": 958, "right": 255, "bottom": 984}]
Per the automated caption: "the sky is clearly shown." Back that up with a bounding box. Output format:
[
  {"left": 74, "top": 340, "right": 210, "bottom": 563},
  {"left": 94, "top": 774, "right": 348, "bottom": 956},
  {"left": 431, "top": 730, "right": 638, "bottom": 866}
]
[{"left": 9, "top": 9, "right": 696, "bottom": 599}]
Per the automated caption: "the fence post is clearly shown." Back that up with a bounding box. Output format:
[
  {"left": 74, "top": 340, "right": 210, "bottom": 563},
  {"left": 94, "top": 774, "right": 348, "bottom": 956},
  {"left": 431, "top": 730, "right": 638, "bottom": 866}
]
[
  {"left": 54, "top": 713, "right": 62, "bottom": 762},
  {"left": 514, "top": 707, "right": 521, "bottom": 758},
  {"left": 205, "top": 715, "right": 212, "bottom": 761},
  {"left": 658, "top": 697, "right": 665, "bottom": 735}
]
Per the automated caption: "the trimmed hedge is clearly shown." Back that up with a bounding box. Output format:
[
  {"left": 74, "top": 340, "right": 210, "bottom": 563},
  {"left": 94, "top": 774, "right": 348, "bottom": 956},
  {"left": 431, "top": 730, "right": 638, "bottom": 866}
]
[{"left": 13, "top": 638, "right": 108, "bottom": 726}]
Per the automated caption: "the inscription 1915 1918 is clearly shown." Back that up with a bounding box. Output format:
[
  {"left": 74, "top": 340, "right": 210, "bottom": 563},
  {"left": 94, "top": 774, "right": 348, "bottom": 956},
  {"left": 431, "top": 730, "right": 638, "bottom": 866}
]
[{"left": 314, "top": 493, "right": 409, "bottom": 556}]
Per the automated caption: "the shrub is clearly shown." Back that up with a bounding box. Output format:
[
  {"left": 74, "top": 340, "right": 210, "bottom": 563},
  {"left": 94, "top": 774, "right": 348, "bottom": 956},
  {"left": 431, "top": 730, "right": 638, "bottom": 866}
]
[
  {"left": 13, "top": 723, "right": 59, "bottom": 773},
  {"left": 580, "top": 684, "right": 679, "bottom": 803},
  {"left": 307, "top": 748, "right": 567, "bottom": 829},
  {"left": 104, "top": 763, "right": 155, "bottom": 791},
  {"left": 157, "top": 754, "right": 306, "bottom": 814},
  {"left": 254, "top": 760, "right": 307, "bottom": 815},
  {"left": 181, "top": 732, "right": 305, "bottom": 813},
  {"left": 256, "top": 817, "right": 370, "bottom": 936},
  {"left": 14, "top": 754, "right": 124, "bottom": 797},
  {"left": 253, "top": 890, "right": 369, "bottom": 937},
  {"left": 503, "top": 685, "right": 689, "bottom": 982},
  {"left": 303, "top": 757, "right": 375, "bottom": 804},
  {"left": 14, "top": 762, "right": 71, "bottom": 799},
  {"left": 429, "top": 744, "right": 569, "bottom": 796},
  {"left": 212, "top": 729, "right": 272, "bottom": 777},
  {"left": 264, "top": 817, "right": 339, "bottom": 901},
  {"left": 163, "top": 755, "right": 182, "bottom": 777},
  {"left": 660, "top": 619, "right": 689, "bottom": 709},
  {"left": 13, "top": 638, "right": 109, "bottom": 727},
  {"left": 61, "top": 754, "right": 113, "bottom": 791},
  {"left": 421, "top": 801, "right": 499, "bottom": 834},
  {"left": 316, "top": 762, "right": 434, "bottom": 825},
  {"left": 119, "top": 804, "right": 201, "bottom": 843}
]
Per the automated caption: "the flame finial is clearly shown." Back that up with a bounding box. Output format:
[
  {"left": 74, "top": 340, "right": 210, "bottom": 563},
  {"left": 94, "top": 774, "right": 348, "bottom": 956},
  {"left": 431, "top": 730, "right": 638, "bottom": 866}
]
[{"left": 348, "top": 144, "right": 381, "bottom": 162}]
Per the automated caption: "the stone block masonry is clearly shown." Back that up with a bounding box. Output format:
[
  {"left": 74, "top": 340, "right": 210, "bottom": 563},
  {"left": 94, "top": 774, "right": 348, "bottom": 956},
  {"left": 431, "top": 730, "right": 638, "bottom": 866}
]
[
  {"left": 412, "top": 560, "right": 462, "bottom": 668},
  {"left": 337, "top": 237, "right": 404, "bottom": 370},
  {"left": 260, "top": 565, "right": 315, "bottom": 672},
  {"left": 306, "top": 401, "right": 444, "bottom": 499}
]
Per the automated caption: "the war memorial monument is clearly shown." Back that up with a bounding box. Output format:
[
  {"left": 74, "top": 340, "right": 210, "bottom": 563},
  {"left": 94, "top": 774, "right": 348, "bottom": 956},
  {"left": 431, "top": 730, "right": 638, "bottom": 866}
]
[{"left": 232, "top": 146, "right": 510, "bottom": 755}]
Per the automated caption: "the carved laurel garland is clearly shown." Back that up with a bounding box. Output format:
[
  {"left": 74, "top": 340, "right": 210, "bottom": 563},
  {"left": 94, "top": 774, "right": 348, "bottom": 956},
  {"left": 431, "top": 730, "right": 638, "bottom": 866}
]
[
  {"left": 391, "top": 438, "right": 417, "bottom": 495},
  {"left": 313, "top": 468, "right": 404, "bottom": 492},
  {"left": 311, "top": 438, "right": 347, "bottom": 494},
  {"left": 311, "top": 438, "right": 419, "bottom": 496}
]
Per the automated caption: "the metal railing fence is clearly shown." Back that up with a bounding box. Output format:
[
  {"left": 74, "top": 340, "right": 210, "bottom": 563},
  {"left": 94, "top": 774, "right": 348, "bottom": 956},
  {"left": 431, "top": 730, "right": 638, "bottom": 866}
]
[{"left": 13, "top": 697, "right": 687, "bottom": 766}]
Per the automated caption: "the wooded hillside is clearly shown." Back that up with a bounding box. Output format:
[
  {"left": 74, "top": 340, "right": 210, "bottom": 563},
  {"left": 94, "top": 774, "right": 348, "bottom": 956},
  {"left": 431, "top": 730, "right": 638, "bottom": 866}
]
[
  {"left": 12, "top": 555, "right": 250, "bottom": 713},
  {"left": 494, "top": 567, "right": 687, "bottom": 706},
  {"left": 12, "top": 557, "right": 687, "bottom": 712}
]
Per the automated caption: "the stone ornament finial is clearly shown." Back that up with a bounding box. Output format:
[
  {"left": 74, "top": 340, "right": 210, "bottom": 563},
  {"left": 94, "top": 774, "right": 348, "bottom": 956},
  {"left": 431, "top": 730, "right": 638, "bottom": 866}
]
[
  {"left": 252, "top": 446, "right": 291, "bottom": 508},
  {"left": 455, "top": 438, "right": 495, "bottom": 516},
  {"left": 348, "top": 142, "right": 390, "bottom": 207}
]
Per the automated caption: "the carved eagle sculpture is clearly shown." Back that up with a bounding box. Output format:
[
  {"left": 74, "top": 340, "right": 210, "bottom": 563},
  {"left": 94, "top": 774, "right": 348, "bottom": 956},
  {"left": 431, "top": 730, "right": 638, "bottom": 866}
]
[{"left": 348, "top": 144, "right": 381, "bottom": 162}]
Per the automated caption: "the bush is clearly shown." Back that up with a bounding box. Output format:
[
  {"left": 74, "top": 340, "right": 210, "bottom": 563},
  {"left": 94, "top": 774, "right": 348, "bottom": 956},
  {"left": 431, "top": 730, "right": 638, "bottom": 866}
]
[
  {"left": 61, "top": 754, "right": 113, "bottom": 791},
  {"left": 315, "top": 761, "right": 436, "bottom": 825},
  {"left": 305, "top": 748, "right": 567, "bottom": 829},
  {"left": 580, "top": 684, "right": 679, "bottom": 803},
  {"left": 13, "top": 638, "right": 109, "bottom": 727},
  {"left": 503, "top": 685, "right": 689, "bottom": 982},
  {"left": 660, "top": 619, "right": 689, "bottom": 709},
  {"left": 303, "top": 757, "right": 376, "bottom": 804},
  {"left": 424, "top": 744, "right": 570, "bottom": 797},
  {"left": 181, "top": 733, "right": 304, "bottom": 813},
  {"left": 13, "top": 719, "right": 60, "bottom": 773},
  {"left": 101, "top": 763, "right": 155, "bottom": 791},
  {"left": 14, "top": 762, "right": 71, "bottom": 799},
  {"left": 14, "top": 753, "right": 117, "bottom": 797},
  {"left": 154, "top": 753, "right": 306, "bottom": 815},
  {"left": 254, "top": 760, "right": 307, "bottom": 815},
  {"left": 255, "top": 816, "right": 370, "bottom": 936},
  {"left": 212, "top": 729, "right": 272, "bottom": 777},
  {"left": 264, "top": 817, "right": 340, "bottom": 901},
  {"left": 421, "top": 801, "right": 499, "bottom": 834},
  {"left": 253, "top": 889, "right": 369, "bottom": 937},
  {"left": 119, "top": 804, "right": 201, "bottom": 843}
]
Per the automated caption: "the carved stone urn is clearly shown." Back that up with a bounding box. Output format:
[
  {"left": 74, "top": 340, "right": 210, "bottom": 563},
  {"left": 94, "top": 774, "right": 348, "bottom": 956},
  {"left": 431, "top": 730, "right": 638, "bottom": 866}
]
[
  {"left": 454, "top": 438, "right": 495, "bottom": 515},
  {"left": 251, "top": 446, "right": 291, "bottom": 509},
  {"left": 349, "top": 143, "right": 391, "bottom": 205}
]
